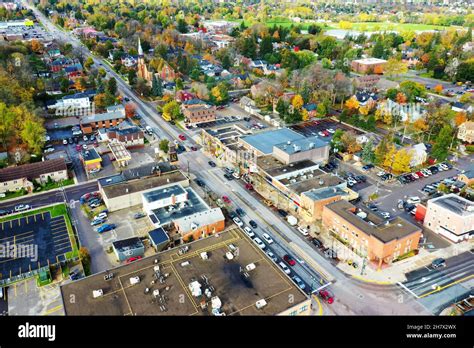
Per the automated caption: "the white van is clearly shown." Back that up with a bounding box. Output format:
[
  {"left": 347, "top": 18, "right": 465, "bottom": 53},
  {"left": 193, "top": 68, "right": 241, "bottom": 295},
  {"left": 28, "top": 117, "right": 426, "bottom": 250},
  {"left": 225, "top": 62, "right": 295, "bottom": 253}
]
[
  {"left": 407, "top": 196, "right": 421, "bottom": 204},
  {"left": 145, "top": 126, "right": 153, "bottom": 135}
]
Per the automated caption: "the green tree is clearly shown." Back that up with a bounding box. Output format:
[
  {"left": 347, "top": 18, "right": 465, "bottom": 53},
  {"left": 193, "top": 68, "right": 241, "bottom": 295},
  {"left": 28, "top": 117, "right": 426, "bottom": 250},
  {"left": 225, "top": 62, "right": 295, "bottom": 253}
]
[
  {"left": 361, "top": 139, "right": 375, "bottom": 164},
  {"left": 84, "top": 57, "right": 94, "bottom": 70},
  {"left": 431, "top": 125, "right": 453, "bottom": 161},
  {"left": 107, "top": 77, "right": 117, "bottom": 96},
  {"left": 151, "top": 75, "right": 163, "bottom": 97},
  {"left": 177, "top": 18, "right": 188, "bottom": 33},
  {"left": 162, "top": 100, "right": 181, "bottom": 121},
  {"left": 21, "top": 119, "right": 45, "bottom": 154},
  {"left": 159, "top": 139, "right": 169, "bottom": 153},
  {"left": 259, "top": 35, "right": 273, "bottom": 57}
]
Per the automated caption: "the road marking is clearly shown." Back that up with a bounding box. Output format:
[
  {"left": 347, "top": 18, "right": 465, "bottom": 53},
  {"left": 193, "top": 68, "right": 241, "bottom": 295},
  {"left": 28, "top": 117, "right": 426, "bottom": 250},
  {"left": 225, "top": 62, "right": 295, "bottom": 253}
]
[
  {"left": 396, "top": 281, "right": 420, "bottom": 299},
  {"left": 45, "top": 304, "right": 63, "bottom": 315},
  {"left": 418, "top": 274, "right": 474, "bottom": 299}
]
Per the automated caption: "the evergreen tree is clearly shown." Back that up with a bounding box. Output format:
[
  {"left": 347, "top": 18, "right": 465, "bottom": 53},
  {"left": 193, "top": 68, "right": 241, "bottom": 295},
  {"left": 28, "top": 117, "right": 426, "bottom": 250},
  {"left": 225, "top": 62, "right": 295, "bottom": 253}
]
[{"left": 152, "top": 74, "right": 163, "bottom": 97}]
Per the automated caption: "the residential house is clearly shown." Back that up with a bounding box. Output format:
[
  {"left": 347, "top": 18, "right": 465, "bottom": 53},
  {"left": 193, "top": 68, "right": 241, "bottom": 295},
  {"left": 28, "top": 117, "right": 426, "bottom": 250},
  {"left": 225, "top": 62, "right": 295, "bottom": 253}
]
[
  {"left": 0, "top": 159, "right": 68, "bottom": 193},
  {"left": 458, "top": 121, "right": 474, "bottom": 144}
]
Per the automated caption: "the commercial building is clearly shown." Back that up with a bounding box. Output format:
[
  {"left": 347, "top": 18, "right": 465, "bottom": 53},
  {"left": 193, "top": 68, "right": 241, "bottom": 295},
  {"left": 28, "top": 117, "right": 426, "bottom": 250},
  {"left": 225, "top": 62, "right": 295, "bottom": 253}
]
[
  {"left": 181, "top": 102, "right": 216, "bottom": 125},
  {"left": 148, "top": 227, "right": 170, "bottom": 252},
  {"left": 112, "top": 237, "right": 145, "bottom": 262},
  {"left": 80, "top": 148, "right": 102, "bottom": 174},
  {"left": 108, "top": 141, "right": 131, "bottom": 168},
  {"left": 47, "top": 92, "right": 92, "bottom": 116},
  {"left": 0, "top": 159, "right": 67, "bottom": 193},
  {"left": 424, "top": 194, "right": 474, "bottom": 243},
  {"left": 60, "top": 229, "right": 310, "bottom": 316},
  {"left": 458, "top": 167, "right": 474, "bottom": 186},
  {"left": 98, "top": 163, "right": 189, "bottom": 212},
  {"left": 322, "top": 200, "right": 422, "bottom": 269},
  {"left": 351, "top": 57, "right": 387, "bottom": 74},
  {"left": 174, "top": 208, "right": 225, "bottom": 242},
  {"left": 79, "top": 105, "right": 126, "bottom": 134}
]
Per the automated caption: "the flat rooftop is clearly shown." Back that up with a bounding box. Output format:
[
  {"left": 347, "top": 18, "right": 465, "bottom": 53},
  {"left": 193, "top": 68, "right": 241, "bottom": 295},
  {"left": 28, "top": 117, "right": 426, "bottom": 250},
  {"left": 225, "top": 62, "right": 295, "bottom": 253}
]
[
  {"left": 101, "top": 170, "right": 188, "bottom": 199},
  {"left": 325, "top": 200, "right": 421, "bottom": 243},
  {"left": 61, "top": 229, "right": 308, "bottom": 316},
  {"left": 81, "top": 147, "right": 101, "bottom": 162},
  {"left": 151, "top": 188, "right": 209, "bottom": 226},
  {"left": 288, "top": 173, "right": 346, "bottom": 195},
  {"left": 240, "top": 128, "right": 303, "bottom": 155},
  {"left": 273, "top": 136, "right": 328, "bottom": 155},
  {"left": 257, "top": 156, "right": 320, "bottom": 179},
  {"left": 143, "top": 184, "right": 187, "bottom": 204},
  {"left": 428, "top": 193, "right": 474, "bottom": 217}
]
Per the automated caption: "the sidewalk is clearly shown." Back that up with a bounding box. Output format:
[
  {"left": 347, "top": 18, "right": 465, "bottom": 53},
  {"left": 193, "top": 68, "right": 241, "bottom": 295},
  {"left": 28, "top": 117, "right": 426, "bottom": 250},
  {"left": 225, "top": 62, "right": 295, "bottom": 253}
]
[{"left": 318, "top": 230, "right": 473, "bottom": 284}]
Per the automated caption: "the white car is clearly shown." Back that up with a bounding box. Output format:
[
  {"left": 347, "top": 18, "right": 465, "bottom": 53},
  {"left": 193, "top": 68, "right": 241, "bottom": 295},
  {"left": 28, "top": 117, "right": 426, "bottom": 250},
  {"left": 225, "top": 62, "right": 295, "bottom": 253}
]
[
  {"left": 83, "top": 135, "right": 88, "bottom": 141},
  {"left": 297, "top": 226, "right": 309, "bottom": 236},
  {"left": 422, "top": 169, "right": 432, "bottom": 176},
  {"left": 44, "top": 147, "right": 55, "bottom": 153},
  {"left": 407, "top": 196, "right": 421, "bottom": 204},
  {"left": 318, "top": 131, "right": 326, "bottom": 137},
  {"left": 62, "top": 139, "right": 68, "bottom": 145},
  {"left": 82, "top": 144, "right": 88, "bottom": 150},
  {"left": 262, "top": 233, "right": 274, "bottom": 244},
  {"left": 243, "top": 226, "right": 255, "bottom": 238},
  {"left": 232, "top": 172, "right": 240, "bottom": 179},
  {"left": 94, "top": 212, "right": 108, "bottom": 221},
  {"left": 89, "top": 168, "right": 100, "bottom": 174},
  {"left": 411, "top": 173, "right": 419, "bottom": 179},
  {"left": 376, "top": 171, "right": 386, "bottom": 177},
  {"left": 279, "top": 262, "right": 291, "bottom": 274},
  {"left": 233, "top": 217, "right": 243, "bottom": 227},
  {"left": 438, "top": 163, "right": 449, "bottom": 171},
  {"left": 347, "top": 178, "right": 357, "bottom": 186},
  {"left": 253, "top": 237, "right": 266, "bottom": 249},
  {"left": 14, "top": 204, "right": 31, "bottom": 212},
  {"left": 380, "top": 212, "right": 391, "bottom": 219},
  {"left": 327, "top": 128, "right": 335, "bottom": 134}
]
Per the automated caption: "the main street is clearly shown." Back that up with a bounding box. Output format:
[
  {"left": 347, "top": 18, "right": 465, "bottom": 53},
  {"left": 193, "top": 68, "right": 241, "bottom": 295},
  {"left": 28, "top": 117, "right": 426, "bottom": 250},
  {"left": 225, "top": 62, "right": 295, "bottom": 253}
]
[{"left": 25, "top": 1, "right": 442, "bottom": 315}]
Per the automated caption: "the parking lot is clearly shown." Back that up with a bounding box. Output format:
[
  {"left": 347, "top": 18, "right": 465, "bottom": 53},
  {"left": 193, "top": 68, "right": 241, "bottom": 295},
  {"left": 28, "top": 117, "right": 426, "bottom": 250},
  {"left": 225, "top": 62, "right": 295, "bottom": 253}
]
[
  {"left": 0, "top": 211, "right": 73, "bottom": 279},
  {"left": 291, "top": 118, "right": 364, "bottom": 138}
]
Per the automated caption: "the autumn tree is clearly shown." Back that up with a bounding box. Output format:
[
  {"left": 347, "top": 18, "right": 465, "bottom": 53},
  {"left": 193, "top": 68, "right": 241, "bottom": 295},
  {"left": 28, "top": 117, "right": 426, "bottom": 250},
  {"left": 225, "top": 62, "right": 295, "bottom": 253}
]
[
  {"left": 345, "top": 96, "right": 359, "bottom": 111},
  {"left": 291, "top": 94, "right": 304, "bottom": 110},
  {"left": 383, "top": 144, "right": 397, "bottom": 170},
  {"left": 125, "top": 103, "right": 136, "bottom": 118},
  {"left": 384, "top": 58, "right": 408, "bottom": 78},
  {"left": 162, "top": 100, "right": 181, "bottom": 121},
  {"left": 391, "top": 149, "right": 412, "bottom": 174},
  {"left": 341, "top": 131, "right": 361, "bottom": 154},
  {"left": 454, "top": 112, "right": 467, "bottom": 126},
  {"left": 434, "top": 84, "right": 443, "bottom": 94}
]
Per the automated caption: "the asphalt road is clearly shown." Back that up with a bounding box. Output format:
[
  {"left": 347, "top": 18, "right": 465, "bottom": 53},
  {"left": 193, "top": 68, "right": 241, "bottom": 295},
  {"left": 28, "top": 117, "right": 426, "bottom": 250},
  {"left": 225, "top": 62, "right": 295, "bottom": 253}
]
[{"left": 25, "top": 2, "right": 467, "bottom": 315}]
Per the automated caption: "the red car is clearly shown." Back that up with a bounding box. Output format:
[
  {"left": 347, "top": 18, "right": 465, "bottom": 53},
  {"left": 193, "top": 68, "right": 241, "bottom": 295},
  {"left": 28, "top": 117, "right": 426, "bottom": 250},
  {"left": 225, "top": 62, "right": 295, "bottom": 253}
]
[
  {"left": 126, "top": 256, "right": 142, "bottom": 263},
  {"left": 222, "top": 195, "right": 231, "bottom": 204},
  {"left": 76, "top": 144, "right": 82, "bottom": 151},
  {"left": 322, "top": 130, "right": 330, "bottom": 137},
  {"left": 416, "top": 171, "right": 425, "bottom": 178},
  {"left": 319, "top": 290, "right": 334, "bottom": 304},
  {"left": 191, "top": 146, "right": 197, "bottom": 151},
  {"left": 283, "top": 254, "right": 296, "bottom": 266},
  {"left": 178, "top": 134, "right": 186, "bottom": 141},
  {"left": 245, "top": 183, "right": 254, "bottom": 190}
]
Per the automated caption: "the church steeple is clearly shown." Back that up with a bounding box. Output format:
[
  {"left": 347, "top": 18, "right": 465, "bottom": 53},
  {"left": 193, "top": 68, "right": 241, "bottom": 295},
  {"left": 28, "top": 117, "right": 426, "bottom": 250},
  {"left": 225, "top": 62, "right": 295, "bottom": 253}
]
[{"left": 138, "top": 37, "right": 143, "bottom": 57}]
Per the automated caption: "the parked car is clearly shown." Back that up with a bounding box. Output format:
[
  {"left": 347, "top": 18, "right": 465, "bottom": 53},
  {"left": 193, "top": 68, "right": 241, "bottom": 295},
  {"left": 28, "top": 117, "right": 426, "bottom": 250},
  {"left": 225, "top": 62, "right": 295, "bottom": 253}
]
[
  {"left": 297, "top": 226, "right": 309, "bottom": 236},
  {"left": 243, "top": 226, "right": 255, "bottom": 238},
  {"left": 126, "top": 256, "right": 142, "bottom": 263},
  {"left": 62, "top": 139, "right": 68, "bottom": 145},
  {"left": 407, "top": 196, "right": 421, "bottom": 204},
  {"left": 223, "top": 173, "right": 234, "bottom": 181},
  {"left": 431, "top": 258, "right": 446, "bottom": 268},
  {"left": 283, "top": 254, "right": 296, "bottom": 266},
  {"left": 277, "top": 209, "right": 288, "bottom": 218},
  {"left": 266, "top": 251, "right": 278, "bottom": 263},
  {"left": 134, "top": 212, "right": 146, "bottom": 219},
  {"left": 362, "top": 164, "right": 374, "bottom": 171},
  {"left": 279, "top": 262, "right": 291, "bottom": 274},
  {"left": 262, "top": 233, "right": 274, "bottom": 244},
  {"left": 178, "top": 134, "right": 186, "bottom": 141},
  {"left": 233, "top": 217, "right": 243, "bottom": 227},
  {"left": 292, "top": 276, "right": 306, "bottom": 290},
  {"left": 97, "top": 223, "right": 116, "bottom": 233},
  {"left": 319, "top": 290, "right": 334, "bottom": 304},
  {"left": 311, "top": 238, "right": 323, "bottom": 248},
  {"left": 14, "top": 204, "right": 31, "bottom": 212},
  {"left": 195, "top": 179, "right": 205, "bottom": 187},
  {"left": 44, "top": 147, "right": 55, "bottom": 153},
  {"left": 380, "top": 212, "right": 391, "bottom": 219},
  {"left": 236, "top": 208, "right": 245, "bottom": 217},
  {"left": 249, "top": 220, "right": 257, "bottom": 228},
  {"left": 222, "top": 196, "right": 231, "bottom": 204},
  {"left": 253, "top": 237, "right": 266, "bottom": 249},
  {"left": 91, "top": 218, "right": 105, "bottom": 226},
  {"left": 190, "top": 146, "right": 197, "bottom": 151},
  {"left": 94, "top": 212, "right": 108, "bottom": 221},
  {"left": 245, "top": 183, "right": 254, "bottom": 190}
]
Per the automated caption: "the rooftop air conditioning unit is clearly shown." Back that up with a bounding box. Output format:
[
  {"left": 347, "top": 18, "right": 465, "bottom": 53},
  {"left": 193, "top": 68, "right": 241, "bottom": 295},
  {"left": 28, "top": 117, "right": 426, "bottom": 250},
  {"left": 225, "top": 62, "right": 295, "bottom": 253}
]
[
  {"left": 255, "top": 299, "right": 267, "bottom": 309},
  {"left": 130, "top": 276, "right": 140, "bottom": 285},
  {"left": 92, "top": 289, "right": 103, "bottom": 298}
]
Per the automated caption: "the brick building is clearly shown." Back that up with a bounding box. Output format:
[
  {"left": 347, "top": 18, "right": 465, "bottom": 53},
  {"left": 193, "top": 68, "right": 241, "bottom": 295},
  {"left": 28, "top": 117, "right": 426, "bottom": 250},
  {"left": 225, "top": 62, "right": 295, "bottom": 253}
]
[
  {"left": 181, "top": 103, "right": 216, "bottom": 125},
  {"left": 173, "top": 208, "right": 225, "bottom": 242},
  {"left": 322, "top": 200, "right": 422, "bottom": 269},
  {"left": 351, "top": 58, "right": 387, "bottom": 74},
  {"left": 79, "top": 105, "right": 126, "bottom": 134}
]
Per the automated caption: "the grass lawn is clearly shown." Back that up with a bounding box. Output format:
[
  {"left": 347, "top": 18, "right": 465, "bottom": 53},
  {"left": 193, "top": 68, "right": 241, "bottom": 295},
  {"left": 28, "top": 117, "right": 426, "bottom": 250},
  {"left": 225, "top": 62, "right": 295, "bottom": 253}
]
[
  {"left": 0, "top": 203, "right": 79, "bottom": 259},
  {"left": 0, "top": 189, "right": 27, "bottom": 201},
  {"left": 34, "top": 178, "right": 75, "bottom": 193}
]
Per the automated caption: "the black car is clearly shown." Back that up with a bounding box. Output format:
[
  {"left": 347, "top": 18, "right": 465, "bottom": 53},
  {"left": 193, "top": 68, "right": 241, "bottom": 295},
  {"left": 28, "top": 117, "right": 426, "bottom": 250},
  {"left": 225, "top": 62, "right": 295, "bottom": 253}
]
[
  {"left": 195, "top": 179, "right": 205, "bottom": 187},
  {"left": 0, "top": 209, "right": 10, "bottom": 216},
  {"left": 124, "top": 97, "right": 130, "bottom": 102},
  {"left": 224, "top": 173, "right": 234, "bottom": 181},
  {"left": 134, "top": 212, "right": 146, "bottom": 219},
  {"left": 311, "top": 238, "right": 323, "bottom": 248},
  {"left": 228, "top": 211, "right": 237, "bottom": 219},
  {"left": 277, "top": 209, "right": 288, "bottom": 218},
  {"left": 367, "top": 203, "right": 378, "bottom": 211},
  {"left": 355, "top": 175, "right": 366, "bottom": 183},
  {"left": 249, "top": 220, "right": 257, "bottom": 228},
  {"left": 398, "top": 176, "right": 407, "bottom": 184},
  {"left": 68, "top": 137, "right": 74, "bottom": 144},
  {"left": 429, "top": 166, "right": 439, "bottom": 174},
  {"left": 236, "top": 208, "right": 245, "bottom": 217},
  {"left": 362, "top": 164, "right": 374, "bottom": 171},
  {"left": 208, "top": 161, "right": 216, "bottom": 167},
  {"left": 404, "top": 203, "right": 416, "bottom": 212}
]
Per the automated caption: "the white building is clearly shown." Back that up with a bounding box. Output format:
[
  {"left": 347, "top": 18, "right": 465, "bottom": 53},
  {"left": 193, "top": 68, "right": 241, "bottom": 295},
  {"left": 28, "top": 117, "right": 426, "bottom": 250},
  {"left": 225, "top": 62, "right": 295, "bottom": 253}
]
[
  {"left": 48, "top": 93, "right": 91, "bottom": 116},
  {"left": 408, "top": 143, "right": 427, "bottom": 168},
  {"left": 142, "top": 184, "right": 189, "bottom": 215}
]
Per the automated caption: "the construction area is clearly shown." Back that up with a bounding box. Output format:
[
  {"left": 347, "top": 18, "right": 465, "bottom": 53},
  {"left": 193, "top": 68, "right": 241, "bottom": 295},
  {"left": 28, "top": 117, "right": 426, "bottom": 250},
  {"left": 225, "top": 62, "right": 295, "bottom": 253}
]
[{"left": 60, "top": 228, "right": 310, "bottom": 316}]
